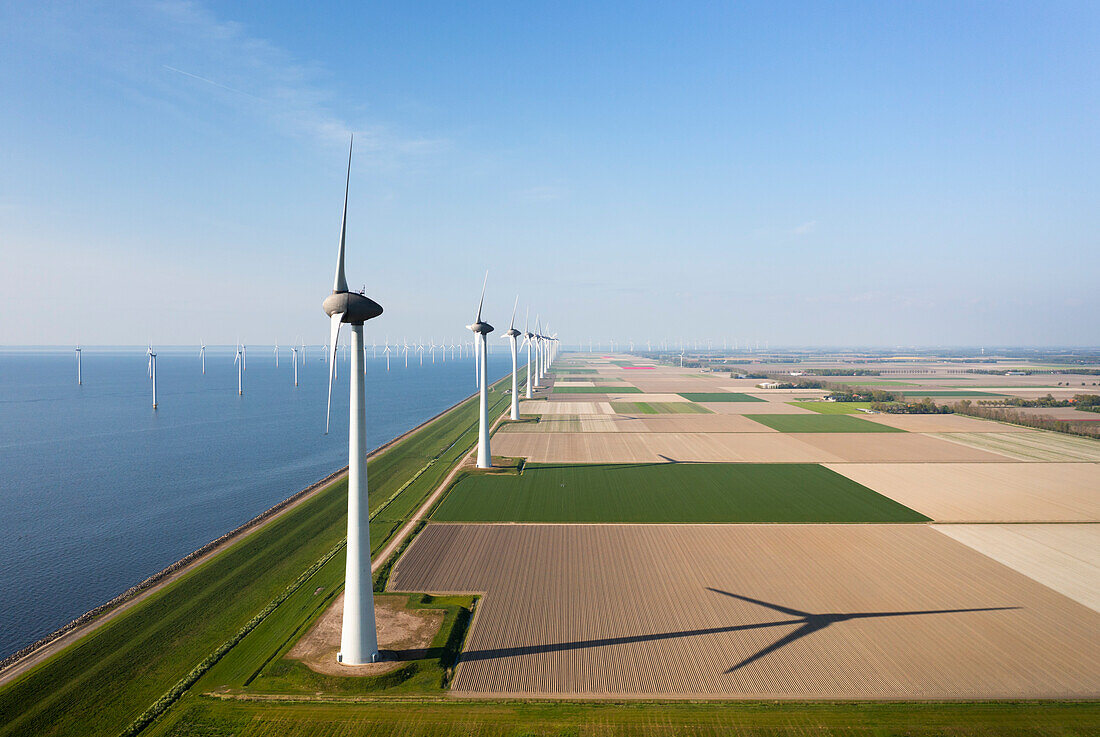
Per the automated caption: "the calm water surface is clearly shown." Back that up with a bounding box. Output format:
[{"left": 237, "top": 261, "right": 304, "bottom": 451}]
[{"left": 0, "top": 346, "right": 511, "bottom": 658}]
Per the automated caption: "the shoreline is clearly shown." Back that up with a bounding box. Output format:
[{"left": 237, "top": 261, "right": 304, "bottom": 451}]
[{"left": 0, "top": 386, "right": 481, "bottom": 686}]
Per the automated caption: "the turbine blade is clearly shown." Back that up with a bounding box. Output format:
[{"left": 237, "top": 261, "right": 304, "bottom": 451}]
[
  {"left": 333, "top": 136, "right": 353, "bottom": 293},
  {"left": 509, "top": 295, "right": 518, "bottom": 329},
  {"left": 475, "top": 271, "right": 488, "bottom": 322},
  {"left": 324, "top": 312, "right": 344, "bottom": 434}
]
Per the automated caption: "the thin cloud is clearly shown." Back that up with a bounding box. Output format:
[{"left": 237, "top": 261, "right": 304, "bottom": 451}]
[{"left": 792, "top": 220, "right": 817, "bottom": 235}]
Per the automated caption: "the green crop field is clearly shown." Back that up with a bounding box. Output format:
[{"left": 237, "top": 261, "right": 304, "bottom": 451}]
[
  {"left": 609, "top": 401, "right": 711, "bottom": 414},
  {"left": 744, "top": 414, "right": 905, "bottom": 433},
  {"left": 677, "top": 392, "right": 764, "bottom": 402},
  {"left": 0, "top": 376, "right": 517, "bottom": 737},
  {"left": 431, "top": 462, "right": 928, "bottom": 523},
  {"left": 144, "top": 699, "right": 1100, "bottom": 737},
  {"left": 788, "top": 401, "right": 873, "bottom": 414},
  {"left": 554, "top": 386, "right": 642, "bottom": 394}
]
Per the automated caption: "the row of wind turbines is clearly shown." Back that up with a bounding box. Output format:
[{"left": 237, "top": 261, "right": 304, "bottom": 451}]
[{"left": 322, "top": 137, "right": 558, "bottom": 665}]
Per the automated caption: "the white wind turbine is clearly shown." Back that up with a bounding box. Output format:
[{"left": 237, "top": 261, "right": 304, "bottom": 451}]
[
  {"left": 522, "top": 309, "right": 534, "bottom": 399},
  {"left": 383, "top": 341, "right": 391, "bottom": 371},
  {"left": 503, "top": 296, "right": 520, "bottom": 420},
  {"left": 532, "top": 317, "right": 542, "bottom": 389},
  {"left": 429, "top": 338, "right": 437, "bottom": 364},
  {"left": 680, "top": 347, "right": 685, "bottom": 368},
  {"left": 199, "top": 341, "right": 206, "bottom": 375},
  {"left": 147, "top": 345, "right": 158, "bottom": 409},
  {"left": 292, "top": 346, "right": 299, "bottom": 386},
  {"left": 402, "top": 338, "right": 409, "bottom": 368},
  {"left": 274, "top": 342, "right": 280, "bottom": 367},
  {"left": 75, "top": 346, "right": 82, "bottom": 386},
  {"left": 234, "top": 342, "right": 244, "bottom": 395},
  {"left": 467, "top": 273, "right": 494, "bottom": 467},
  {"left": 416, "top": 339, "right": 425, "bottom": 366},
  {"left": 322, "top": 136, "right": 384, "bottom": 666}
]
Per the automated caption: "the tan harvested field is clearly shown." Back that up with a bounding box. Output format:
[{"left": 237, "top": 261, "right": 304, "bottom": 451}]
[
  {"left": 858, "top": 413, "right": 1030, "bottom": 433},
  {"left": 500, "top": 416, "right": 627, "bottom": 433},
  {"left": 519, "top": 400, "right": 613, "bottom": 416},
  {"left": 554, "top": 380, "right": 595, "bottom": 386},
  {"left": 826, "top": 463, "right": 1100, "bottom": 522},
  {"left": 491, "top": 431, "right": 846, "bottom": 463},
  {"left": 389, "top": 523, "right": 1100, "bottom": 698},
  {"left": 605, "top": 393, "right": 691, "bottom": 403},
  {"left": 931, "top": 430, "right": 1100, "bottom": 461},
  {"left": 699, "top": 401, "right": 817, "bottom": 415},
  {"left": 793, "top": 433, "right": 1015, "bottom": 463},
  {"left": 500, "top": 414, "right": 783, "bottom": 434},
  {"left": 934, "top": 524, "right": 1100, "bottom": 613}
]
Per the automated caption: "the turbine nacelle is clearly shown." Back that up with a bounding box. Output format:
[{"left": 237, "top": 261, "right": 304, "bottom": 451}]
[
  {"left": 467, "top": 321, "right": 494, "bottom": 335},
  {"left": 323, "top": 291, "right": 383, "bottom": 324}
]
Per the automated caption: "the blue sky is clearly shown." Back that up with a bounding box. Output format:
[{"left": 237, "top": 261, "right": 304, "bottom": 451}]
[{"left": 2, "top": 1, "right": 1097, "bottom": 347}]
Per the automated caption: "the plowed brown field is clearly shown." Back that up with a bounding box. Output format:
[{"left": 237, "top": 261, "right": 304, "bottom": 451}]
[
  {"left": 491, "top": 432, "right": 844, "bottom": 463},
  {"left": 389, "top": 523, "right": 1100, "bottom": 698},
  {"left": 827, "top": 463, "right": 1100, "bottom": 522}
]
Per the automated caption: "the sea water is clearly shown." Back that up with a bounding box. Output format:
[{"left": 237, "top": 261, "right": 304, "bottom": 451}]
[{"left": 0, "top": 346, "right": 512, "bottom": 658}]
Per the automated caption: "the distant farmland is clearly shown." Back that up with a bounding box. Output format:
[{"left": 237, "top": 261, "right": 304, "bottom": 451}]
[
  {"left": 678, "top": 392, "right": 764, "bottom": 402},
  {"left": 556, "top": 386, "right": 642, "bottom": 394},
  {"left": 788, "top": 401, "right": 873, "bottom": 415},
  {"left": 745, "top": 414, "right": 906, "bottom": 433},
  {"left": 431, "top": 463, "right": 929, "bottom": 524},
  {"left": 610, "top": 401, "right": 711, "bottom": 414}
]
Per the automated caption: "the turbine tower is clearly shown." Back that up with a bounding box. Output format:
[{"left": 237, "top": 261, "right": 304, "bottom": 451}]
[
  {"left": 503, "top": 296, "right": 520, "bottom": 420},
  {"left": 274, "top": 342, "right": 280, "bottom": 367},
  {"left": 292, "top": 346, "right": 299, "bottom": 386},
  {"left": 532, "top": 317, "right": 542, "bottom": 389},
  {"left": 147, "top": 346, "right": 158, "bottom": 409},
  {"left": 322, "top": 136, "right": 384, "bottom": 666},
  {"left": 75, "top": 346, "right": 82, "bottom": 385},
  {"left": 523, "top": 309, "right": 533, "bottom": 399},
  {"left": 234, "top": 342, "right": 244, "bottom": 395},
  {"left": 200, "top": 341, "right": 206, "bottom": 375},
  {"left": 467, "top": 273, "right": 494, "bottom": 468}
]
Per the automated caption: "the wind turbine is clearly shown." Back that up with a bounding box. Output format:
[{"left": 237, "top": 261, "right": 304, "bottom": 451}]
[
  {"left": 242, "top": 343, "right": 247, "bottom": 371},
  {"left": 416, "top": 339, "right": 425, "bottom": 366},
  {"left": 274, "top": 342, "right": 280, "bottom": 367},
  {"left": 147, "top": 346, "right": 158, "bottom": 409},
  {"left": 75, "top": 346, "right": 82, "bottom": 385},
  {"left": 291, "top": 346, "right": 299, "bottom": 386},
  {"left": 680, "top": 347, "right": 685, "bottom": 368},
  {"left": 429, "top": 338, "right": 437, "bottom": 364},
  {"left": 321, "top": 136, "right": 384, "bottom": 666},
  {"left": 523, "top": 309, "right": 533, "bottom": 399},
  {"left": 234, "top": 342, "right": 244, "bottom": 395},
  {"left": 199, "top": 341, "right": 206, "bottom": 375},
  {"left": 383, "top": 341, "right": 391, "bottom": 371},
  {"left": 503, "top": 296, "right": 521, "bottom": 420},
  {"left": 467, "top": 273, "right": 494, "bottom": 468},
  {"left": 532, "top": 317, "right": 542, "bottom": 389}
]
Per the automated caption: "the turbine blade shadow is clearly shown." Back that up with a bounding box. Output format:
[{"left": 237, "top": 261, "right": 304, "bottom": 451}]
[{"left": 706, "top": 588, "right": 812, "bottom": 618}]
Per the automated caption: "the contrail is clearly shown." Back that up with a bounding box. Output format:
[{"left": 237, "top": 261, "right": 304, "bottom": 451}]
[{"left": 162, "top": 65, "right": 263, "bottom": 101}]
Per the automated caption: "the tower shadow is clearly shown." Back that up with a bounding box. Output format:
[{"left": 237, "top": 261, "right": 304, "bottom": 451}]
[{"left": 459, "top": 588, "right": 1019, "bottom": 672}]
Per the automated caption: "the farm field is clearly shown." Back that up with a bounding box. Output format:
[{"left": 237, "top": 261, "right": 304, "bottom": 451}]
[
  {"left": 744, "top": 414, "right": 906, "bottom": 433},
  {"left": 930, "top": 430, "right": 1100, "bottom": 461},
  {"left": 826, "top": 463, "right": 1100, "bottom": 522},
  {"left": 146, "top": 698, "right": 1100, "bottom": 737},
  {"left": 700, "top": 401, "right": 817, "bottom": 414},
  {"left": 389, "top": 523, "right": 1100, "bottom": 698},
  {"left": 609, "top": 401, "right": 711, "bottom": 414},
  {"left": 787, "top": 401, "right": 872, "bottom": 414},
  {"left": 678, "top": 392, "right": 764, "bottom": 402},
  {"left": 858, "top": 413, "right": 1030, "bottom": 432},
  {"left": 933, "top": 524, "right": 1100, "bottom": 612},
  {"left": 431, "top": 463, "right": 929, "bottom": 524},
  {"left": 555, "top": 386, "right": 642, "bottom": 394}
]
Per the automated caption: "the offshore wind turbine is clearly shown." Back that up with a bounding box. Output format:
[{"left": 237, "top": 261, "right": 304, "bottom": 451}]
[
  {"left": 234, "top": 342, "right": 244, "bottom": 395},
  {"left": 322, "top": 136, "right": 384, "bottom": 666},
  {"left": 199, "top": 341, "right": 206, "bottom": 375},
  {"left": 383, "top": 341, "right": 391, "bottom": 370},
  {"left": 75, "top": 346, "right": 82, "bottom": 385},
  {"left": 292, "top": 346, "right": 299, "bottom": 386},
  {"left": 147, "top": 346, "right": 158, "bottom": 409},
  {"left": 503, "top": 296, "right": 520, "bottom": 420},
  {"left": 467, "top": 273, "right": 494, "bottom": 467},
  {"left": 274, "top": 342, "right": 280, "bottom": 367}
]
